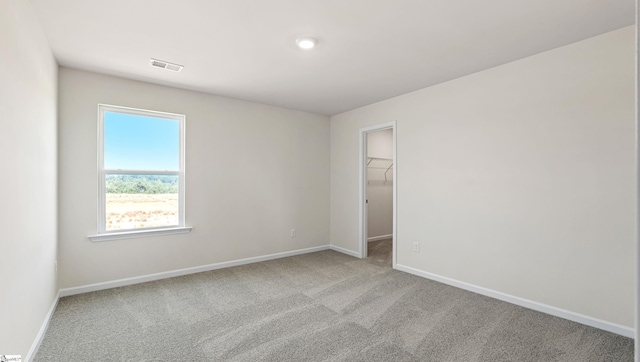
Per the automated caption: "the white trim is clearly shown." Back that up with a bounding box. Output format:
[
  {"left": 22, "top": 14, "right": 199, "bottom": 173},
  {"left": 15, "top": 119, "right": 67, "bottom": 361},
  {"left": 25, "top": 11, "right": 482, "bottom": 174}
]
[
  {"left": 359, "top": 128, "right": 367, "bottom": 258},
  {"left": 59, "top": 245, "right": 330, "bottom": 297},
  {"left": 88, "top": 226, "right": 192, "bottom": 242},
  {"left": 392, "top": 123, "right": 397, "bottom": 270},
  {"left": 96, "top": 104, "right": 186, "bottom": 236},
  {"left": 396, "top": 263, "right": 635, "bottom": 338},
  {"left": 359, "top": 122, "right": 397, "bottom": 268},
  {"left": 367, "top": 234, "right": 393, "bottom": 242},
  {"left": 634, "top": 2, "right": 639, "bottom": 360},
  {"left": 329, "top": 245, "right": 360, "bottom": 258},
  {"left": 25, "top": 290, "right": 60, "bottom": 362},
  {"left": 104, "top": 169, "right": 180, "bottom": 175}
]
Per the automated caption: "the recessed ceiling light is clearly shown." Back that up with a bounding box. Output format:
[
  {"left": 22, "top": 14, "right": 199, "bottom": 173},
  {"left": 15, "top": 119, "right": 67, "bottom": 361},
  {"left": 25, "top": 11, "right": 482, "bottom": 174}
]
[
  {"left": 295, "top": 37, "right": 317, "bottom": 50},
  {"left": 149, "top": 58, "right": 184, "bottom": 72}
]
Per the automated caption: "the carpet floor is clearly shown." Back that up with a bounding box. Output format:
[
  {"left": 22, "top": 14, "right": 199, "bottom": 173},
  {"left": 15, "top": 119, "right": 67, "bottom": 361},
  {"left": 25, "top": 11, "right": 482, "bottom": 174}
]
[
  {"left": 35, "top": 247, "right": 633, "bottom": 361},
  {"left": 367, "top": 238, "right": 393, "bottom": 267}
]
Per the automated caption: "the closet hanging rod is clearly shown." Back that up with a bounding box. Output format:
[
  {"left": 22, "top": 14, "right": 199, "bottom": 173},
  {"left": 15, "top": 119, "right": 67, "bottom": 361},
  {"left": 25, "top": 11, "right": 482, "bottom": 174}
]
[
  {"left": 366, "top": 156, "right": 393, "bottom": 183},
  {"left": 384, "top": 164, "right": 393, "bottom": 184},
  {"left": 367, "top": 156, "right": 392, "bottom": 166}
]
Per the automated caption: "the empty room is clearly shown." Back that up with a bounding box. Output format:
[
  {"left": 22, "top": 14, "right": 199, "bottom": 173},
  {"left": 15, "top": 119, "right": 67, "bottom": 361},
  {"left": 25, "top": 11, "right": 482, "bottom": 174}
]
[{"left": 1, "top": 0, "right": 637, "bottom": 361}]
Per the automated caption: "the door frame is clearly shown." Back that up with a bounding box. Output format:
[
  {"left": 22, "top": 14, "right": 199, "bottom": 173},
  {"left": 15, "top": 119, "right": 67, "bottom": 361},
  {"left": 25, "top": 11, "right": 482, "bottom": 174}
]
[{"left": 359, "top": 121, "right": 397, "bottom": 268}]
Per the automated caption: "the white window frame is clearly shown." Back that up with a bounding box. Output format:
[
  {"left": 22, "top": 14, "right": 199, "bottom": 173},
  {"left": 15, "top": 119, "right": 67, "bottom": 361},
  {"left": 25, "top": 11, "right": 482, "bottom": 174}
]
[{"left": 89, "top": 104, "right": 191, "bottom": 242}]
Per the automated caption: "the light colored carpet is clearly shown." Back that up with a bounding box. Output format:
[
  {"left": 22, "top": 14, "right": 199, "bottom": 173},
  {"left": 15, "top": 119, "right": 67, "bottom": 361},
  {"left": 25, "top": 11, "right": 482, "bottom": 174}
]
[
  {"left": 367, "top": 238, "right": 392, "bottom": 267},
  {"left": 35, "top": 249, "right": 633, "bottom": 361}
]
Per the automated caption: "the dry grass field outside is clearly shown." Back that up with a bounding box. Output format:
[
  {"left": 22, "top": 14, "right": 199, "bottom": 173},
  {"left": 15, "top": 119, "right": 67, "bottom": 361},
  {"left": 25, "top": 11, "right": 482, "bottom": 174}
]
[{"left": 106, "top": 193, "right": 178, "bottom": 230}]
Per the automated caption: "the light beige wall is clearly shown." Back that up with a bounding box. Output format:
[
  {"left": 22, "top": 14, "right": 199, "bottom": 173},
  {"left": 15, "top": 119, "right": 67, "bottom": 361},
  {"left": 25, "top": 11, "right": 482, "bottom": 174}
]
[
  {"left": 58, "top": 68, "right": 330, "bottom": 288},
  {"left": 367, "top": 129, "right": 393, "bottom": 159},
  {"left": 330, "top": 26, "right": 635, "bottom": 327},
  {"left": 0, "top": 0, "right": 58, "bottom": 357}
]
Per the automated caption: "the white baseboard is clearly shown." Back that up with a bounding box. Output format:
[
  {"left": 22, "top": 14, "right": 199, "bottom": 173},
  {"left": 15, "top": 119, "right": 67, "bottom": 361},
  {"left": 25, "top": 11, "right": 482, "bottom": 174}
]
[
  {"left": 395, "top": 264, "right": 634, "bottom": 338},
  {"left": 59, "top": 245, "right": 330, "bottom": 297},
  {"left": 329, "top": 245, "right": 360, "bottom": 258},
  {"left": 25, "top": 290, "right": 60, "bottom": 362},
  {"left": 367, "top": 234, "right": 392, "bottom": 242}
]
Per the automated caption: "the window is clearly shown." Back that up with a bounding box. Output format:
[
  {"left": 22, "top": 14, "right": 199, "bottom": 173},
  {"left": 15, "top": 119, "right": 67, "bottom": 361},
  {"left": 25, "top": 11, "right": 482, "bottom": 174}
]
[{"left": 89, "top": 104, "right": 191, "bottom": 241}]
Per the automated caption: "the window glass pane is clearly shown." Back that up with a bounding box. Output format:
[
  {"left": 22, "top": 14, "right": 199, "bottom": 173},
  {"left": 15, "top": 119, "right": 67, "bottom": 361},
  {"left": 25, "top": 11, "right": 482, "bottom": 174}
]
[
  {"left": 105, "top": 174, "right": 179, "bottom": 231},
  {"left": 104, "top": 112, "right": 179, "bottom": 171}
]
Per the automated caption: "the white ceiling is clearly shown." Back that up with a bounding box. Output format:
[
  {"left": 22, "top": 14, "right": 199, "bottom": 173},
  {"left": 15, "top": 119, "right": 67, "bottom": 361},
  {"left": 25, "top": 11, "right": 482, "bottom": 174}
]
[{"left": 30, "top": 0, "right": 634, "bottom": 116}]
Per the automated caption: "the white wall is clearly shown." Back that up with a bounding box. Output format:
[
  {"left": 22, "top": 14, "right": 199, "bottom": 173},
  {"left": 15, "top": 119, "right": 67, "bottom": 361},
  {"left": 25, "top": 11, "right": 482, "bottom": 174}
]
[
  {"left": 330, "top": 26, "right": 635, "bottom": 328},
  {"left": 0, "top": 0, "right": 58, "bottom": 358},
  {"left": 367, "top": 129, "right": 393, "bottom": 239},
  {"left": 58, "top": 68, "right": 330, "bottom": 288},
  {"left": 367, "top": 129, "right": 393, "bottom": 159}
]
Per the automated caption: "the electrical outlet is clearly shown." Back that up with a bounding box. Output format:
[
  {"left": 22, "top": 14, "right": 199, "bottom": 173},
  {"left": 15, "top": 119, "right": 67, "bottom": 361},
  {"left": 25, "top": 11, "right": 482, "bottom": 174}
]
[
  {"left": 54, "top": 260, "right": 58, "bottom": 273},
  {"left": 413, "top": 242, "right": 420, "bottom": 252},
  {"left": 290, "top": 228, "right": 296, "bottom": 238}
]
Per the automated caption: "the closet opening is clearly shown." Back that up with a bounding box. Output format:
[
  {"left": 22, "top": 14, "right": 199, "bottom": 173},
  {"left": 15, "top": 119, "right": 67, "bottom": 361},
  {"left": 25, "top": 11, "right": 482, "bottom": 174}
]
[{"left": 359, "top": 122, "right": 397, "bottom": 268}]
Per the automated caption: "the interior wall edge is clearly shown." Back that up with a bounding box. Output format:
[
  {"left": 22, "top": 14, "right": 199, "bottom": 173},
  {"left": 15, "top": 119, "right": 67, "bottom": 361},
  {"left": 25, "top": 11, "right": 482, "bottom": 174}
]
[
  {"left": 396, "top": 264, "right": 634, "bottom": 338},
  {"left": 367, "top": 234, "right": 393, "bottom": 242},
  {"left": 24, "top": 291, "right": 61, "bottom": 362},
  {"left": 58, "top": 245, "right": 330, "bottom": 298},
  {"left": 329, "top": 245, "right": 360, "bottom": 258}
]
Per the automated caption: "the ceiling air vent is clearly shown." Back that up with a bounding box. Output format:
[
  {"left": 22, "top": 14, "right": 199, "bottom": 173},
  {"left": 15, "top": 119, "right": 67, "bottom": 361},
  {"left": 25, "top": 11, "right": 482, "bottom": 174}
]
[{"left": 149, "top": 58, "right": 184, "bottom": 72}]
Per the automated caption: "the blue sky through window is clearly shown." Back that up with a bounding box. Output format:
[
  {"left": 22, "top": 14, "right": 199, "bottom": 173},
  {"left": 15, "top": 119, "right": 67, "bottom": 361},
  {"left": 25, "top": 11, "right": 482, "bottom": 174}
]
[{"left": 104, "top": 111, "right": 179, "bottom": 171}]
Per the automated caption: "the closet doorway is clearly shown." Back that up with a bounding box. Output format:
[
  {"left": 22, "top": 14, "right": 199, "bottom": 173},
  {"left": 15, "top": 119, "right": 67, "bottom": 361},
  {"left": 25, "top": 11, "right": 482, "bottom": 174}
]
[{"left": 359, "top": 122, "right": 397, "bottom": 268}]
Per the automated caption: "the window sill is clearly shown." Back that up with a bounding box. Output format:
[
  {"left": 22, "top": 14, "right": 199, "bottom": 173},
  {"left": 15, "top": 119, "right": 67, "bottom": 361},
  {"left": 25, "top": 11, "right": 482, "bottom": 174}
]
[{"left": 88, "top": 226, "right": 193, "bottom": 242}]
